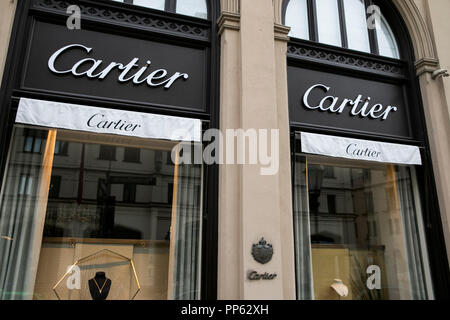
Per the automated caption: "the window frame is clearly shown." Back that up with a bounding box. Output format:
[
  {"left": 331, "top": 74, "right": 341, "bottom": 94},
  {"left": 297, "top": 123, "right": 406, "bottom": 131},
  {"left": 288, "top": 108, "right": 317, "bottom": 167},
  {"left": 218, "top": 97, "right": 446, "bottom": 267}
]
[{"left": 282, "top": 0, "right": 399, "bottom": 58}]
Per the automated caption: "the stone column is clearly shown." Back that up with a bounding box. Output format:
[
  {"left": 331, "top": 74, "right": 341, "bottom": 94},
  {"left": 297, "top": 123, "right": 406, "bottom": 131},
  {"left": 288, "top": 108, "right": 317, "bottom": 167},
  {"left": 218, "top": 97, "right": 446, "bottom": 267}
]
[
  {"left": 217, "top": 0, "right": 242, "bottom": 300},
  {"left": 418, "top": 0, "right": 450, "bottom": 262},
  {"left": 0, "top": 0, "right": 17, "bottom": 80},
  {"left": 217, "top": 0, "right": 296, "bottom": 299}
]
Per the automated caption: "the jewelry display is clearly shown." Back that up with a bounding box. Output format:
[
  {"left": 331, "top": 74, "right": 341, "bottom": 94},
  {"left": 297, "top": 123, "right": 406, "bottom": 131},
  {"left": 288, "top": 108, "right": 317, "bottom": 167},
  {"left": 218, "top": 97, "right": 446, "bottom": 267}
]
[
  {"left": 52, "top": 248, "right": 140, "bottom": 300},
  {"left": 88, "top": 271, "right": 112, "bottom": 300}
]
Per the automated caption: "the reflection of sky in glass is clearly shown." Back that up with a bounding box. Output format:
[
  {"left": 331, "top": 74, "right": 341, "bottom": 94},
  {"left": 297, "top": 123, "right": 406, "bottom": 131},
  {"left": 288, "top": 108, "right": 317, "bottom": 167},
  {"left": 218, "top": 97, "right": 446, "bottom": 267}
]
[
  {"left": 316, "top": 0, "right": 342, "bottom": 46},
  {"left": 176, "top": 0, "right": 208, "bottom": 19},
  {"left": 285, "top": 0, "right": 309, "bottom": 40},
  {"left": 112, "top": 0, "right": 208, "bottom": 19},
  {"left": 134, "top": 0, "right": 165, "bottom": 10},
  {"left": 344, "top": 0, "right": 370, "bottom": 53},
  {"left": 111, "top": 0, "right": 165, "bottom": 11},
  {"left": 376, "top": 15, "right": 400, "bottom": 59}
]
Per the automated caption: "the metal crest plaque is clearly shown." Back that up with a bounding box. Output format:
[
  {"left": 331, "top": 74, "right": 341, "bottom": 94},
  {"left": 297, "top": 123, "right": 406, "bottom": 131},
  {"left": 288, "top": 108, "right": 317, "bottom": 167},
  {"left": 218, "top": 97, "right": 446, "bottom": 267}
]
[{"left": 251, "top": 238, "right": 273, "bottom": 264}]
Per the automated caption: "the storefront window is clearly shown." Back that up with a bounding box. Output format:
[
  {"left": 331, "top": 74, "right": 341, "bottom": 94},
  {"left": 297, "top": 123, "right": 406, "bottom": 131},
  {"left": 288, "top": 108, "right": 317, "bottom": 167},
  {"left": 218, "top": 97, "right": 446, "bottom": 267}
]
[
  {"left": 293, "top": 137, "right": 433, "bottom": 300},
  {"left": 0, "top": 126, "right": 203, "bottom": 300}
]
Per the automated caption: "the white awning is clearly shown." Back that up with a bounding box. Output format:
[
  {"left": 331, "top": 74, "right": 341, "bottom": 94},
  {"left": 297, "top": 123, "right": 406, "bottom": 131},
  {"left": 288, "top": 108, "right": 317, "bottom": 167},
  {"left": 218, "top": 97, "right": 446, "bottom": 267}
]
[
  {"left": 16, "top": 98, "right": 201, "bottom": 142},
  {"left": 301, "top": 132, "right": 422, "bottom": 165}
]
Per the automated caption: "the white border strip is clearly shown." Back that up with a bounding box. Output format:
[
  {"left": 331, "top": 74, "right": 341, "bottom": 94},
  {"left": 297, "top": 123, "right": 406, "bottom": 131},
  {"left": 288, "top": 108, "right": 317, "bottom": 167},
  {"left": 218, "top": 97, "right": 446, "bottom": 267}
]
[
  {"left": 16, "top": 98, "right": 201, "bottom": 142},
  {"left": 301, "top": 132, "right": 422, "bottom": 165}
]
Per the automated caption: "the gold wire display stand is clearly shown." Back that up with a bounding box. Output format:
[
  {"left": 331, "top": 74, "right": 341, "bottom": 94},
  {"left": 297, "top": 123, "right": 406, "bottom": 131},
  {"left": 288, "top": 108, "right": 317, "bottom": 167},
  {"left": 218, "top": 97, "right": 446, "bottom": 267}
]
[{"left": 52, "top": 248, "right": 141, "bottom": 300}]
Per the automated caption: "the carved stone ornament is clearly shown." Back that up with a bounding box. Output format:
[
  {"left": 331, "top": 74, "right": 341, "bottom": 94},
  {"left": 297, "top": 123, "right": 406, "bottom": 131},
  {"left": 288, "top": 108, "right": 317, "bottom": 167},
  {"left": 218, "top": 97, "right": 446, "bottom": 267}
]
[{"left": 251, "top": 237, "right": 273, "bottom": 264}]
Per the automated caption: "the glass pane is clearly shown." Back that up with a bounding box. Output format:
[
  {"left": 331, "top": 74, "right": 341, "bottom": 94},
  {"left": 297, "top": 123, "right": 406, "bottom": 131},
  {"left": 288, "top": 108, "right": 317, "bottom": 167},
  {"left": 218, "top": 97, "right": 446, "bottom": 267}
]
[
  {"left": 24, "top": 136, "right": 33, "bottom": 152},
  {"left": 0, "top": 126, "right": 203, "bottom": 300},
  {"left": 293, "top": 152, "right": 432, "bottom": 300},
  {"left": 285, "top": 0, "right": 309, "bottom": 40},
  {"left": 176, "top": 0, "right": 208, "bottom": 19},
  {"left": 316, "top": 0, "right": 342, "bottom": 47},
  {"left": 111, "top": 0, "right": 166, "bottom": 11},
  {"left": 133, "top": 0, "right": 165, "bottom": 10},
  {"left": 293, "top": 155, "right": 314, "bottom": 299},
  {"left": 343, "top": 0, "right": 371, "bottom": 53},
  {"left": 376, "top": 14, "right": 400, "bottom": 59}
]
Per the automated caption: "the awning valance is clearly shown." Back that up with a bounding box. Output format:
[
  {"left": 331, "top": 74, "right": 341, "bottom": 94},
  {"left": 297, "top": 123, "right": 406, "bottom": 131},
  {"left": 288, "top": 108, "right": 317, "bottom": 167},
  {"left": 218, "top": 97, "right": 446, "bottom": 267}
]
[
  {"left": 301, "top": 132, "right": 421, "bottom": 165},
  {"left": 16, "top": 98, "right": 201, "bottom": 142}
]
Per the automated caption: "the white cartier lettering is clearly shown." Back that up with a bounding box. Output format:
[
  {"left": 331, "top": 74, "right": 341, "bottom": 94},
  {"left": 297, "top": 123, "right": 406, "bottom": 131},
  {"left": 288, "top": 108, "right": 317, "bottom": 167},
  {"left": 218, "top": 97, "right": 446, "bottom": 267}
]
[
  {"left": 87, "top": 113, "right": 141, "bottom": 132},
  {"left": 48, "top": 44, "right": 189, "bottom": 89},
  {"left": 346, "top": 143, "right": 381, "bottom": 158},
  {"left": 302, "top": 83, "right": 398, "bottom": 120}
]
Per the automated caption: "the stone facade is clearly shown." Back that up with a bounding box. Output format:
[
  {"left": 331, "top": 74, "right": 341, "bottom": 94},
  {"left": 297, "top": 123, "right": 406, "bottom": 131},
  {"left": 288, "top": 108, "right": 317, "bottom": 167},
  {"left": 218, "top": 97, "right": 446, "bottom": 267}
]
[{"left": 0, "top": 0, "right": 449, "bottom": 299}]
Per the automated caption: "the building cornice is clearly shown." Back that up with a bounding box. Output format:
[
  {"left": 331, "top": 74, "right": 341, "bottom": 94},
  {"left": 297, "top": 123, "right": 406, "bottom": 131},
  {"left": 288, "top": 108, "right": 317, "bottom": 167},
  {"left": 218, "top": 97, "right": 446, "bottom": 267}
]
[
  {"left": 415, "top": 58, "right": 440, "bottom": 77},
  {"left": 274, "top": 23, "right": 290, "bottom": 42},
  {"left": 217, "top": 11, "right": 240, "bottom": 35}
]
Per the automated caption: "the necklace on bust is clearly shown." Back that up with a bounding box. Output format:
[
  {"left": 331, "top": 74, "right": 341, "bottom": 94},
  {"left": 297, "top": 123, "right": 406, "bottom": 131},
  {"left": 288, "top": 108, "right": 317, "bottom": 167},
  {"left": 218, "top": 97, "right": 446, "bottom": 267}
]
[{"left": 93, "top": 278, "right": 107, "bottom": 294}]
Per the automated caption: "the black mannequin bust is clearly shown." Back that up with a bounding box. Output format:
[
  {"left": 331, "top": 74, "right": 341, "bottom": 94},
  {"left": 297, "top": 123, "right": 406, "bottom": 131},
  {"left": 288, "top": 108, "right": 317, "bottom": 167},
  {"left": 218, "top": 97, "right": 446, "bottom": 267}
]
[{"left": 88, "top": 271, "right": 112, "bottom": 300}]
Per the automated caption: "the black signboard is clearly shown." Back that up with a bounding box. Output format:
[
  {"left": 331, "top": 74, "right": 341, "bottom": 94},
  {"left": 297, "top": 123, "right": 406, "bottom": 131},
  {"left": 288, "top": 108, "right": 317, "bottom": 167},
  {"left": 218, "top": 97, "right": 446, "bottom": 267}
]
[
  {"left": 288, "top": 66, "right": 412, "bottom": 139},
  {"left": 22, "top": 21, "right": 207, "bottom": 112}
]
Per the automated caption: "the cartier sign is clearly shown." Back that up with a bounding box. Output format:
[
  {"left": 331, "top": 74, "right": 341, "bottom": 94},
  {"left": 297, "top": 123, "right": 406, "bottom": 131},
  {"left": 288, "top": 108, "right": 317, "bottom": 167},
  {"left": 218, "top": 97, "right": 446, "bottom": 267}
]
[
  {"left": 48, "top": 44, "right": 189, "bottom": 89},
  {"left": 23, "top": 21, "right": 207, "bottom": 112},
  {"left": 303, "top": 84, "right": 398, "bottom": 121},
  {"left": 288, "top": 66, "right": 413, "bottom": 139}
]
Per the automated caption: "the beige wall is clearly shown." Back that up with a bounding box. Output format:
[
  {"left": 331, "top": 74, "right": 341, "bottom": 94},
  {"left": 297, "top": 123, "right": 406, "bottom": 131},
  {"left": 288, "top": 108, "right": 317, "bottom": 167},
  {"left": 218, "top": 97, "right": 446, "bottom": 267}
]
[
  {"left": 217, "top": 0, "right": 295, "bottom": 299},
  {"left": 0, "top": 0, "right": 16, "bottom": 82}
]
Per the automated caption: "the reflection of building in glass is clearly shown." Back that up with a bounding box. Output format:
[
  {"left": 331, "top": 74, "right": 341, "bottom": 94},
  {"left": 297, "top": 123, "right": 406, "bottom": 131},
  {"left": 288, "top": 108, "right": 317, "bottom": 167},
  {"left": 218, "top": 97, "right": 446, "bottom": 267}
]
[
  {"left": 7, "top": 129, "right": 197, "bottom": 241},
  {"left": 300, "top": 158, "right": 422, "bottom": 300},
  {"left": 0, "top": 127, "right": 203, "bottom": 300}
]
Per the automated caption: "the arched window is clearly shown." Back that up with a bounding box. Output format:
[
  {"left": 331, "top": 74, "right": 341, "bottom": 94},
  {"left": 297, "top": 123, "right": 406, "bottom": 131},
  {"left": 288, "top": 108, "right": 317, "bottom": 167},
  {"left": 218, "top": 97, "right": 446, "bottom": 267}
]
[
  {"left": 285, "top": 0, "right": 309, "bottom": 41},
  {"left": 112, "top": 0, "right": 208, "bottom": 19},
  {"left": 283, "top": 0, "right": 400, "bottom": 59}
]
